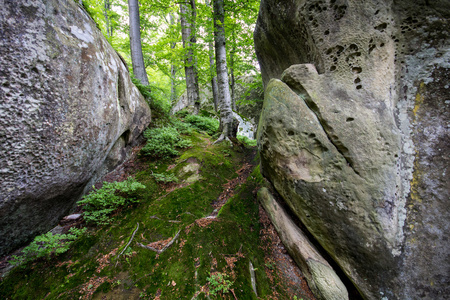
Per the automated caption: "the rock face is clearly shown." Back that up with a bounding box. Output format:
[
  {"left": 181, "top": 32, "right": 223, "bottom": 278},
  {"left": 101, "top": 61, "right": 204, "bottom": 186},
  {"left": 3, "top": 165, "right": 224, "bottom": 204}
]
[
  {"left": 258, "top": 188, "right": 348, "bottom": 300},
  {"left": 255, "top": 0, "right": 449, "bottom": 299},
  {"left": 0, "top": 0, "right": 151, "bottom": 256}
]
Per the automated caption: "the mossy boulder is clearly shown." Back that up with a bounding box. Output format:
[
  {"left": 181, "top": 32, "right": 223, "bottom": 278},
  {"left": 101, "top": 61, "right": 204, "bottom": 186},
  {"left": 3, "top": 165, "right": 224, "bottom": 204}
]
[
  {"left": 0, "top": 0, "right": 151, "bottom": 256},
  {"left": 255, "top": 0, "right": 449, "bottom": 299}
]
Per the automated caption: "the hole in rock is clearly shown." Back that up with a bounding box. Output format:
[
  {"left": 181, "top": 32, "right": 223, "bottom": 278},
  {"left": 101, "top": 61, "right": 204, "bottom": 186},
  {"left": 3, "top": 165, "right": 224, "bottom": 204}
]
[
  {"left": 346, "top": 117, "right": 355, "bottom": 122},
  {"left": 356, "top": 85, "right": 362, "bottom": 90},
  {"left": 121, "top": 129, "right": 131, "bottom": 145},
  {"left": 330, "top": 65, "right": 337, "bottom": 71},
  {"left": 374, "top": 23, "right": 387, "bottom": 31},
  {"left": 352, "top": 67, "right": 362, "bottom": 74},
  {"left": 354, "top": 78, "right": 361, "bottom": 84},
  {"left": 324, "top": 30, "right": 330, "bottom": 35},
  {"left": 349, "top": 44, "right": 358, "bottom": 51}
]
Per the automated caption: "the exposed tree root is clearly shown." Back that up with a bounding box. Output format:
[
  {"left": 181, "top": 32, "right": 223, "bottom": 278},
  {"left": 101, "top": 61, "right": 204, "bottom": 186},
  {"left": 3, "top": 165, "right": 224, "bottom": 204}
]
[
  {"left": 137, "top": 229, "right": 181, "bottom": 254},
  {"left": 115, "top": 222, "right": 139, "bottom": 267}
]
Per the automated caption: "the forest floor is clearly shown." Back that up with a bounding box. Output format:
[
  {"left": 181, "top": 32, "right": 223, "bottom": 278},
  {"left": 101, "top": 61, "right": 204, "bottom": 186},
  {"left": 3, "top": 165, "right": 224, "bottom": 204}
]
[{"left": 0, "top": 121, "right": 315, "bottom": 300}]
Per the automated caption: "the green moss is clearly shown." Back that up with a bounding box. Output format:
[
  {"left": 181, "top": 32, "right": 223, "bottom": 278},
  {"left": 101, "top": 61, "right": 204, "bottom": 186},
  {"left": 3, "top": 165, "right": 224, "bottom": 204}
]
[{"left": 0, "top": 125, "right": 289, "bottom": 300}]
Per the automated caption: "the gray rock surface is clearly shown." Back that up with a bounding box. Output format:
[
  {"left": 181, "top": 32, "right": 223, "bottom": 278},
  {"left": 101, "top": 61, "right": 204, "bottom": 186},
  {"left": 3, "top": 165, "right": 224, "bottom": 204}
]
[
  {"left": 258, "top": 187, "right": 348, "bottom": 300},
  {"left": 0, "top": 0, "right": 151, "bottom": 256},
  {"left": 255, "top": 0, "right": 449, "bottom": 299}
]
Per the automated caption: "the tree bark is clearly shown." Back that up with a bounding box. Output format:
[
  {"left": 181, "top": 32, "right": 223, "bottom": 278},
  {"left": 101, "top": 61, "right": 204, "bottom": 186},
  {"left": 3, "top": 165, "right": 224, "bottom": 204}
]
[
  {"left": 170, "top": 13, "right": 177, "bottom": 104},
  {"left": 128, "top": 0, "right": 149, "bottom": 86},
  {"left": 104, "top": 0, "right": 111, "bottom": 39},
  {"left": 180, "top": 0, "right": 200, "bottom": 114},
  {"left": 207, "top": 0, "right": 219, "bottom": 112},
  {"left": 213, "top": 0, "right": 237, "bottom": 142},
  {"left": 230, "top": 46, "right": 236, "bottom": 111},
  {"left": 209, "top": 41, "right": 219, "bottom": 112}
]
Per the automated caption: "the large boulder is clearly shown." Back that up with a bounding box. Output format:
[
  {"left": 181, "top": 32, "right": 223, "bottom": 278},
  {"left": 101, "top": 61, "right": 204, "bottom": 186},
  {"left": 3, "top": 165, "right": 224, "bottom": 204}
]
[
  {"left": 0, "top": 0, "right": 151, "bottom": 256},
  {"left": 255, "top": 0, "right": 449, "bottom": 299}
]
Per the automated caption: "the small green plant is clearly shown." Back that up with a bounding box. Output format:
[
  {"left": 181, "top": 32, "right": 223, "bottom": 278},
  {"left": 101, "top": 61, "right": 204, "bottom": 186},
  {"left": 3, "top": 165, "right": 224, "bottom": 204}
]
[
  {"left": 10, "top": 227, "right": 87, "bottom": 266},
  {"left": 142, "top": 126, "right": 192, "bottom": 158},
  {"left": 151, "top": 172, "right": 179, "bottom": 183},
  {"left": 293, "top": 296, "right": 303, "bottom": 300},
  {"left": 265, "top": 261, "right": 276, "bottom": 270},
  {"left": 171, "top": 118, "right": 194, "bottom": 135},
  {"left": 175, "top": 109, "right": 190, "bottom": 118},
  {"left": 131, "top": 76, "right": 152, "bottom": 100},
  {"left": 78, "top": 177, "right": 146, "bottom": 224},
  {"left": 237, "top": 135, "right": 257, "bottom": 147},
  {"left": 184, "top": 114, "right": 219, "bottom": 136},
  {"left": 207, "top": 272, "right": 233, "bottom": 296}
]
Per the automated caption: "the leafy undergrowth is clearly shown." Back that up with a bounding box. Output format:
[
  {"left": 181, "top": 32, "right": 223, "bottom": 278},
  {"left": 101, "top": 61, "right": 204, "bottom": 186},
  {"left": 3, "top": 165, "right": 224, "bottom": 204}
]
[{"left": 0, "top": 120, "right": 314, "bottom": 300}]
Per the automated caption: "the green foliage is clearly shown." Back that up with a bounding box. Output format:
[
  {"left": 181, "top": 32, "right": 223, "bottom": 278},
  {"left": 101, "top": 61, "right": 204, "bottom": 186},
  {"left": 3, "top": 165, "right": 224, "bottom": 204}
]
[
  {"left": 151, "top": 172, "right": 179, "bottom": 184},
  {"left": 207, "top": 272, "right": 233, "bottom": 296},
  {"left": 171, "top": 118, "right": 194, "bottom": 134},
  {"left": 142, "top": 126, "right": 192, "bottom": 158},
  {"left": 237, "top": 135, "right": 257, "bottom": 147},
  {"left": 175, "top": 109, "right": 190, "bottom": 118},
  {"left": 131, "top": 76, "right": 152, "bottom": 100},
  {"left": 184, "top": 114, "right": 219, "bottom": 136},
  {"left": 10, "top": 227, "right": 87, "bottom": 266},
  {"left": 78, "top": 177, "right": 146, "bottom": 224}
]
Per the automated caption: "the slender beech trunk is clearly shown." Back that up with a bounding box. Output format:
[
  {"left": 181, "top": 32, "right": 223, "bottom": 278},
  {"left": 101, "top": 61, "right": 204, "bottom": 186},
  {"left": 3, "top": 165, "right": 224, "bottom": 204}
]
[
  {"left": 170, "top": 13, "right": 177, "bottom": 104},
  {"left": 180, "top": 0, "right": 200, "bottom": 114},
  {"left": 104, "top": 0, "right": 111, "bottom": 39},
  {"left": 128, "top": 0, "right": 149, "bottom": 86},
  {"left": 207, "top": 0, "right": 219, "bottom": 112},
  {"left": 209, "top": 41, "right": 219, "bottom": 112},
  {"left": 213, "top": 0, "right": 237, "bottom": 142},
  {"left": 230, "top": 46, "right": 236, "bottom": 111}
]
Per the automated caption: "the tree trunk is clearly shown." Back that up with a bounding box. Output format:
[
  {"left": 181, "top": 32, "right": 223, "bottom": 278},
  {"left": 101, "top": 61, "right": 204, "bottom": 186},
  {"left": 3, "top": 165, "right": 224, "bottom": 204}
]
[
  {"left": 128, "top": 0, "right": 149, "bottom": 86},
  {"left": 213, "top": 0, "right": 237, "bottom": 142},
  {"left": 180, "top": 0, "right": 200, "bottom": 114},
  {"left": 209, "top": 41, "right": 219, "bottom": 112},
  {"left": 170, "top": 13, "right": 177, "bottom": 104},
  {"left": 104, "top": 0, "right": 111, "bottom": 39},
  {"left": 230, "top": 46, "right": 236, "bottom": 111},
  {"left": 206, "top": 0, "right": 219, "bottom": 112}
]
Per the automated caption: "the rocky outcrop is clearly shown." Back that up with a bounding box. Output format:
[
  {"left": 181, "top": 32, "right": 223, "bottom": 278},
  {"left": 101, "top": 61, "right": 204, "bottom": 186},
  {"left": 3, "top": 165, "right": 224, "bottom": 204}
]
[
  {"left": 258, "top": 188, "right": 348, "bottom": 300},
  {"left": 255, "top": 0, "right": 449, "bottom": 299},
  {"left": 0, "top": 0, "right": 151, "bottom": 256}
]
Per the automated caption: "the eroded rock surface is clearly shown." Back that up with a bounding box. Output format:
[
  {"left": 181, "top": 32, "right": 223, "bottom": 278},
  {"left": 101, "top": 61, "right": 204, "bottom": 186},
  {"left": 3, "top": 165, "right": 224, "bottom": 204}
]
[
  {"left": 0, "top": 0, "right": 151, "bottom": 256},
  {"left": 255, "top": 0, "right": 449, "bottom": 299},
  {"left": 258, "top": 187, "right": 348, "bottom": 300}
]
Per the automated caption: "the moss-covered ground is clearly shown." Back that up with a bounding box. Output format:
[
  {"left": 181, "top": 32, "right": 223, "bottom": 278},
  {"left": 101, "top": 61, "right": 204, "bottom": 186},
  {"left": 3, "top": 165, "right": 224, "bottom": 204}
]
[{"left": 0, "top": 121, "right": 313, "bottom": 300}]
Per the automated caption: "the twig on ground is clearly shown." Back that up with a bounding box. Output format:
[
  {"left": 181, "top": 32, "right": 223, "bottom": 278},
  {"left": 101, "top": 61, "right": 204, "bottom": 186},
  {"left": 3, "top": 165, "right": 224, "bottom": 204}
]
[
  {"left": 115, "top": 222, "right": 139, "bottom": 267},
  {"left": 137, "top": 229, "right": 181, "bottom": 254},
  {"left": 231, "top": 288, "right": 238, "bottom": 300}
]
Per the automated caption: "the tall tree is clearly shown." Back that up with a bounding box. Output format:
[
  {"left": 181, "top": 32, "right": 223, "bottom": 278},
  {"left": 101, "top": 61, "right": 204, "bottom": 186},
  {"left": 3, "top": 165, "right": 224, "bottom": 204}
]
[
  {"left": 128, "top": 0, "right": 150, "bottom": 85},
  {"left": 209, "top": 40, "right": 219, "bottom": 112},
  {"left": 180, "top": 0, "right": 200, "bottom": 114},
  {"left": 169, "top": 13, "right": 178, "bottom": 104},
  {"left": 103, "top": 0, "right": 112, "bottom": 38},
  {"left": 213, "top": 0, "right": 237, "bottom": 142},
  {"left": 206, "top": 0, "right": 219, "bottom": 112}
]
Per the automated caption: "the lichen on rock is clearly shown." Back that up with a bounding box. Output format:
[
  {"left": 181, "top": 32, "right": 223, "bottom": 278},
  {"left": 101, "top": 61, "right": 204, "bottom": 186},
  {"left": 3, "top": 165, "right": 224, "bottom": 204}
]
[
  {"left": 0, "top": 0, "right": 151, "bottom": 256},
  {"left": 255, "top": 0, "right": 450, "bottom": 299}
]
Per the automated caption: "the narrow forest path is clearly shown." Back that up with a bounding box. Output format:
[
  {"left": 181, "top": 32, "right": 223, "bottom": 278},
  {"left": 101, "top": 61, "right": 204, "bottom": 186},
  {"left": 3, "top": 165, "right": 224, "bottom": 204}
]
[{"left": 0, "top": 128, "right": 315, "bottom": 300}]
